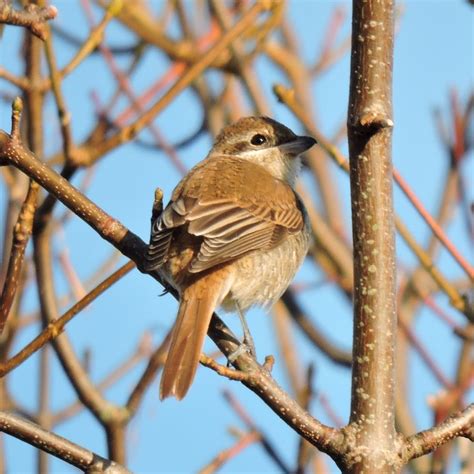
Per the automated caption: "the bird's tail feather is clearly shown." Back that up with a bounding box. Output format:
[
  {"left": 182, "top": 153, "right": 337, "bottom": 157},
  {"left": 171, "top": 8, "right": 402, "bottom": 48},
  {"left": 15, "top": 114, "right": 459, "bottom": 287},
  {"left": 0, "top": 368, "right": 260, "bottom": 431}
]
[{"left": 160, "top": 274, "right": 229, "bottom": 400}]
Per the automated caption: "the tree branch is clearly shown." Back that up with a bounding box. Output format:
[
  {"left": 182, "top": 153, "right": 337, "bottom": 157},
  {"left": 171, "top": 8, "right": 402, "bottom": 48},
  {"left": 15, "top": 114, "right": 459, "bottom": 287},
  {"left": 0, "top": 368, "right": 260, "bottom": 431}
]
[
  {"left": 282, "top": 290, "right": 352, "bottom": 367},
  {"left": 71, "top": 0, "right": 275, "bottom": 166},
  {"left": 343, "top": 0, "right": 400, "bottom": 471},
  {"left": 0, "top": 410, "right": 131, "bottom": 473},
  {"left": 403, "top": 404, "right": 474, "bottom": 461},
  {"left": 0, "top": 261, "right": 135, "bottom": 377},
  {"left": 0, "top": 2, "right": 57, "bottom": 40},
  {"left": 0, "top": 102, "right": 39, "bottom": 335}
]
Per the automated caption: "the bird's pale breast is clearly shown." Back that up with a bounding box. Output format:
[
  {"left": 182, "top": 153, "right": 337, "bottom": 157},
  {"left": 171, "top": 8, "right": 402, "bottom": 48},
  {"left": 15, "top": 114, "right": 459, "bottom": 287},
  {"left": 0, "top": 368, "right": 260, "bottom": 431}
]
[{"left": 221, "top": 221, "right": 310, "bottom": 312}]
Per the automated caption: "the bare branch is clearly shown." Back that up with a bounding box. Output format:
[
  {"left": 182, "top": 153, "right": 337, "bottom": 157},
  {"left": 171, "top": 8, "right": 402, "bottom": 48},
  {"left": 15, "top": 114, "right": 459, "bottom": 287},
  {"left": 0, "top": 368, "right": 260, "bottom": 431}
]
[
  {"left": 125, "top": 330, "right": 170, "bottom": 415},
  {"left": 202, "top": 322, "right": 344, "bottom": 458},
  {"left": 403, "top": 404, "right": 474, "bottom": 461},
  {"left": 344, "top": 1, "right": 400, "bottom": 471},
  {"left": 394, "top": 169, "right": 474, "bottom": 280},
  {"left": 69, "top": 0, "right": 275, "bottom": 166},
  {"left": 0, "top": 411, "right": 131, "bottom": 473},
  {"left": 222, "top": 389, "right": 291, "bottom": 473},
  {"left": 282, "top": 290, "right": 352, "bottom": 367},
  {"left": 0, "top": 261, "right": 135, "bottom": 377},
  {"left": 199, "top": 431, "right": 261, "bottom": 474},
  {"left": 0, "top": 172, "right": 38, "bottom": 334},
  {"left": 0, "top": 2, "right": 57, "bottom": 40}
]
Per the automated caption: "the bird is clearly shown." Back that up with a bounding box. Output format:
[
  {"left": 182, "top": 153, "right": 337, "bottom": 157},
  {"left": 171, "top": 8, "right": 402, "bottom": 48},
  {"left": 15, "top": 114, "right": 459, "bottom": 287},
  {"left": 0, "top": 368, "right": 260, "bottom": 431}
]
[{"left": 145, "top": 116, "right": 316, "bottom": 400}]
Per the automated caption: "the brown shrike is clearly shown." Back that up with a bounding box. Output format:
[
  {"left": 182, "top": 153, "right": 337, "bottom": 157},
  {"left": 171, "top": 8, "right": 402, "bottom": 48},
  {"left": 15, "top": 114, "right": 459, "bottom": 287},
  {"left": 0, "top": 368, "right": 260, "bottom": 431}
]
[{"left": 146, "top": 116, "right": 316, "bottom": 400}]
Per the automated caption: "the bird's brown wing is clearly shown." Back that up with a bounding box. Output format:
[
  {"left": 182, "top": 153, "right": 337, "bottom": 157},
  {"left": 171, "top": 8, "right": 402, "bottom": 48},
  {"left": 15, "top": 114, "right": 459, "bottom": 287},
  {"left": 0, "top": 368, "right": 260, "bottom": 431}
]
[
  {"left": 146, "top": 157, "right": 305, "bottom": 274},
  {"left": 184, "top": 196, "right": 303, "bottom": 272}
]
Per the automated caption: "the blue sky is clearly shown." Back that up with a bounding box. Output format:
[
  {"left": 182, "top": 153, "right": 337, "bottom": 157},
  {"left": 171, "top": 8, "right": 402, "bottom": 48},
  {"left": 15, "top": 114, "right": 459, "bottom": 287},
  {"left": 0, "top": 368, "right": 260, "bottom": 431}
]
[{"left": 1, "top": 1, "right": 473, "bottom": 472}]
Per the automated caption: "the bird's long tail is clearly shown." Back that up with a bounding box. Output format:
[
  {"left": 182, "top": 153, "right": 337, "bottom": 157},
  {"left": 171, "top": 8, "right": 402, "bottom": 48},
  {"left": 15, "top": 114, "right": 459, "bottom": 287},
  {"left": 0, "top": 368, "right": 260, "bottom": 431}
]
[{"left": 160, "top": 271, "right": 231, "bottom": 400}]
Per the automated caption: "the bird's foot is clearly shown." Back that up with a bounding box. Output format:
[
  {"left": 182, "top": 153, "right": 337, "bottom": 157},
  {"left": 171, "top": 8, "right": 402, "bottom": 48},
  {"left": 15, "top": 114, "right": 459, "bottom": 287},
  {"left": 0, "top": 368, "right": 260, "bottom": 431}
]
[{"left": 227, "top": 341, "right": 256, "bottom": 365}]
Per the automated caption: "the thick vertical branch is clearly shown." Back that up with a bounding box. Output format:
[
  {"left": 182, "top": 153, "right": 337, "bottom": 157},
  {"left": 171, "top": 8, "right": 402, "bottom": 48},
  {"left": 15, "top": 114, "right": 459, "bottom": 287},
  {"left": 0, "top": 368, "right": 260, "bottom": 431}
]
[{"left": 344, "top": 0, "right": 399, "bottom": 471}]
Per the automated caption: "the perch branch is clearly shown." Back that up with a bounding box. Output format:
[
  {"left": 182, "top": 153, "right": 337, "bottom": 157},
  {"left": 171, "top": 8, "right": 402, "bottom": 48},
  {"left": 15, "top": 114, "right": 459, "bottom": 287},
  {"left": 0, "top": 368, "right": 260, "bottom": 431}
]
[{"left": 0, "top": 101, "right": 343, "bottom": 458}]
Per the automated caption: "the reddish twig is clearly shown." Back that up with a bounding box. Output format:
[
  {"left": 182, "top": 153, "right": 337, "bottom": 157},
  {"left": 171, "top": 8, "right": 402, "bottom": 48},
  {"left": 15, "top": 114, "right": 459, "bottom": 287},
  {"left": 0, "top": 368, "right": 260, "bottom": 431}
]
[
  {"left": 423, "top": 296, "right": 461, "bottom": 331},
  {"left": 82, "top": 0, "right": 188, "bottom": 175},
  {"left": 199, "top": 431, "right": 261, "bottom": 474},
  {"left": 312, "top": 6, "right": 350, "bottom": 76},
  {"left": 113, "top": 20, "right": 220, "bottom": 125},
  {"left": 393, "top": 169, "right": 474, "bottom": 280},
  {"left": 398, "top": 315, "right": 454, "bottom": 390},
  {"left": 57, "top": 248, "right": 87, "bottom": 301},
  {"left": 222, "top": 389, "right": 291, "bottom": 473}
]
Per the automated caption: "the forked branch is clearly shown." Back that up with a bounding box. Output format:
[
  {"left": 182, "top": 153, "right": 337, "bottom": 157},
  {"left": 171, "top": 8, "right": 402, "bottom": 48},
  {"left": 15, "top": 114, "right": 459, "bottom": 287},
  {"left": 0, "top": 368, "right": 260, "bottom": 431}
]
[{"left": 0, "top": 2, "right": 57, "bottom": 40}]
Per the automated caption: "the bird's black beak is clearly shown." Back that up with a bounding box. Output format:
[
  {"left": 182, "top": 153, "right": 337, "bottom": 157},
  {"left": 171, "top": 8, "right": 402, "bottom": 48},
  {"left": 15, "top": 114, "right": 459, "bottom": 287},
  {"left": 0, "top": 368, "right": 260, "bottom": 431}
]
[{"left": 279, "top": 135, "right": 317, "bottom": 155}]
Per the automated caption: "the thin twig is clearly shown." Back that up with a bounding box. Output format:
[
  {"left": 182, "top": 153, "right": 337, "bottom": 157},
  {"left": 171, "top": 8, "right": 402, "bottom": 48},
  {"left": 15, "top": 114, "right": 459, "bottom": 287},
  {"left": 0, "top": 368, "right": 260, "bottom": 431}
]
[
  {"left": 0, "top": 98, "right": 40, "bottom": 336},
  {"left": 0, "top": 177, "right": 38, "bottom": 334},
  {"left": 0, "top": 261, "right": 135, "bottom": 377},
  {"left": 394, "top": 169, "right": 474, "bottom": 280},
  {"left": 82, "top": 0, "right": 187, "bottom": 176},
  {"left": 199, "top": 431, "right": 261, "bottom": 474},
  {"left": 53, "top": 332, "right": 154, "bottom": 425},
  {"left": 222, "top": 389, "right": 292, "bottom": 473},
  {"left": 282, "top": 290, "right": 352, "bottom": 367},
  {"left": 81, "top": 0, "right": 275, "bottom": 164},
  {"left": 43, "top": 27, "right": 75, "bottom": 163},
  {"left": 125, "top": 330, "right": 171, "bottom": 415}
]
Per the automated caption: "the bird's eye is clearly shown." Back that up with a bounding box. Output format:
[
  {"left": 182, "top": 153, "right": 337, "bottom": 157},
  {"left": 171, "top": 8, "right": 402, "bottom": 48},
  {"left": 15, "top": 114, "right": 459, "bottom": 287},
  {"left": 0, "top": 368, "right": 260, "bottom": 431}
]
[{"left": 250, "top": 134, "right": 267, "bottom": 146}]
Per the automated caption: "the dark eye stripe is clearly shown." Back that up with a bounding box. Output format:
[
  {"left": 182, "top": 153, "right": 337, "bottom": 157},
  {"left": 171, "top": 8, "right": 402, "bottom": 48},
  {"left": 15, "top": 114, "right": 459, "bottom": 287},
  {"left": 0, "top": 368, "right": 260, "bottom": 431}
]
[{"left": 230, "top": 141, "right": 250, "bottom": 152}]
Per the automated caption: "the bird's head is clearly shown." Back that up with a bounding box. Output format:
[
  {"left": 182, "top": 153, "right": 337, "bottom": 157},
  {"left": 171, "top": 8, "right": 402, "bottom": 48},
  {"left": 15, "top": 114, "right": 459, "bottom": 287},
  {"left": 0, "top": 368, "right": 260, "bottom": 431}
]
[{"left": 209, "top": 116, "right": 316, "bottom": 186}]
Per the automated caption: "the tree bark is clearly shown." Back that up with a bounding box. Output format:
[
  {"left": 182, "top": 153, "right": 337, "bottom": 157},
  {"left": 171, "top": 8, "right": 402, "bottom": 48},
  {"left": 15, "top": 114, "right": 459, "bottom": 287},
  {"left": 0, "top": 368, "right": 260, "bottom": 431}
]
[{"left": 343, "top": 0, "right": 401, "bottom": 471}]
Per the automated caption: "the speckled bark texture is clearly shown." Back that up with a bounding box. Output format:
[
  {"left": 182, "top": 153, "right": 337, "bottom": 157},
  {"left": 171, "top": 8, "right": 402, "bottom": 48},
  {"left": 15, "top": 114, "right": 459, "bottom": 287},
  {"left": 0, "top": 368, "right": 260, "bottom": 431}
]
[{"left": 345, "top": 0, "right": 401, "bottom": 472}]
